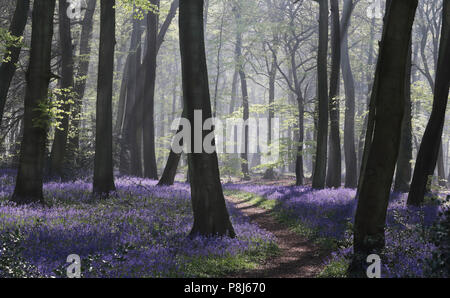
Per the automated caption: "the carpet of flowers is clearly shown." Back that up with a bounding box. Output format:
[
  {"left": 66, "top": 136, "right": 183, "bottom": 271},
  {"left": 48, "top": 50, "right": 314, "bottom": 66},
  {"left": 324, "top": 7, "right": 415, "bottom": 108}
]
[
  {"left": 224, "top": 183, "right": 449, "bottom": 277},
  {"left": 0, "top": 170, "right": 276, "bottom": 278}
]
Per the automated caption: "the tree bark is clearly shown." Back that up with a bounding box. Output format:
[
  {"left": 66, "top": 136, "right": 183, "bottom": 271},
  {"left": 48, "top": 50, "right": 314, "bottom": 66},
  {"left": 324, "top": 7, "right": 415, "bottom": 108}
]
[
  {"left": 0, "top": 0, "right": 31, "bottom": 126},
  {"left": 234, "top": 4, "right": 250, "bottom": 180},
  {"left": 142, "top": 0, "right": 159, "bottom": 180},
  {"left": 341, "top": 0, "right": 357, "bottom": 189},
  {"left": 326, "top": 0, "right": 342, "bottom": 188},
  {"left": 408, "top": 1, "right": 450, "bottom": 206},
  {"left": 350, "top": 0, "right": 418, "bottom": 275},
  {"left": 394, "top": 41, "right": 413, "bottom": 193},
  {"left": 119, "top": 16, "right": 142, "bottom": 176},
  {"left": 312, "top": 0, "right": 328, "bottom": 189},
  {"left": 179, "top": 0, "right": 235, "bottom": 238},
  {"left": 93, "top": 0, "right": 116, "bottom": 196},
  {"left": 12, "top": 0, "right": 56, "bottom": 205}
]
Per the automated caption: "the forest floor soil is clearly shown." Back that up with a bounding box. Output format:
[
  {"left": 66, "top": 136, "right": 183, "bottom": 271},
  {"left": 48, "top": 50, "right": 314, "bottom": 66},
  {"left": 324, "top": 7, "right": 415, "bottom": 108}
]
[{"left": 226, "top": 193, "right": 328, "bottom": 278}]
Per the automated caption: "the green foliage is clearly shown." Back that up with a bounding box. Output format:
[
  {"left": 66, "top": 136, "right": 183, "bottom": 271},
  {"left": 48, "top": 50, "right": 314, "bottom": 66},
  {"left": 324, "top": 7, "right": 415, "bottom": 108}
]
[
  {"left": 0, "top": 229, "right": 46, "bottom": 278},
  {"left": 318, "top": 259, "right": 349, "bottom": 278},
  {"left": 0, "top": 28, "right": 24, "bottom": 62}
]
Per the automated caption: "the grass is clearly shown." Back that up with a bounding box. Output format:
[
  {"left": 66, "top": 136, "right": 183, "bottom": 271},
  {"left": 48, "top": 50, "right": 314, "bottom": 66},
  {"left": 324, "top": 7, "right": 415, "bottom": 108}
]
[{"left": 181, "top": 243, "right": 280, "bottom": 278}]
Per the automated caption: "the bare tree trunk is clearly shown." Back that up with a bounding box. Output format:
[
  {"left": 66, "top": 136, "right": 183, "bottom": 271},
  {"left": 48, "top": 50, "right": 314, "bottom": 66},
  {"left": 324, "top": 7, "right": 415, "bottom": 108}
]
[
  {"left": 341, "top": 0, "right": 357, "bottom": 188},
  {"left": 12, "top": 0, "right": 56, "bottom": 205},
  {"left": 326, "top": 0, "right": 342, "bottom": 188},
  {"left": 234, "top": 4, "right": 250, "bottom": 180},
  {"left": 312, "top": 0, "right": 328, "bottom": 189},
  {"left": 93, "top": 0, "right": 116, "bottom": 196},
  {"left": 408, "top": 1, "right": 450, "bottom": 206},
  {"left": 0, "top": 0, "right": 31, "bottom": 126},
  {"left": 357, "top": 17, "right": 375, "bottom": 174},
  {"left": 350, "top": 0, "right": 418, "bottom": 276},
  {"left": 394, "top": 41, "right": 413, "bottom": 192},
  {"left": 179, "top": 0, "right": 235, "bottom": 237},
  {"left": 142, "top": 0, "right": 159, "bottom": 180}
]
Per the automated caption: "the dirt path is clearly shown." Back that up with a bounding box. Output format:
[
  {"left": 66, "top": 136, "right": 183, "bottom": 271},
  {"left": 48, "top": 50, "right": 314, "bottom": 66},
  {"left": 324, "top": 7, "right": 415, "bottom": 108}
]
[{"left": 226, "top": 195, "right": 327, "bottom": 278}]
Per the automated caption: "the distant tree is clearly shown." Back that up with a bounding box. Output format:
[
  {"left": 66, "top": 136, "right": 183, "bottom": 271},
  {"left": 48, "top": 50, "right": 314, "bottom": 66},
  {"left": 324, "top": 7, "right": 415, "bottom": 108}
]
[
  {"left": 341, "top": 0, "right": 358, "bottom": 188},
  {"left": 393, "top": 41, "right": 413, "bottom": 193},
  {"left": 408, "top": 1, "right": 450, "bottom": 206},
  {"left": 143, "top": 0, "right": 160, "bottom": 180},
  {"left": 49, "top": 0, "right": 75, "bottom": 179},
  {"left": 350, "top": 0, "right": 418, "bottom": 275},
  {"left": 93, "top": 0, "right": 116, "bottom": 196},
  {"left": 11, "top": 0, "right": 56, "bottom": 205},
  {"left": 0, "top": 0, "right": 31, "bottom": 126},
  {"left": 67, "top": 0, "right": 97, "bottom": 164},
  {"left": 234, "top": 2, "right": 250, "bottom": 181},
  {"left": 179, "top": 0, "right": 235, "bottom": 237}
]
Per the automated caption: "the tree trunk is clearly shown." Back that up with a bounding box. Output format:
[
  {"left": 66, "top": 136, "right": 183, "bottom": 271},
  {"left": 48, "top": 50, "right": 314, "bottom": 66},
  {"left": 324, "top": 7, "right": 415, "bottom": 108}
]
[
  {"left": 49, "top": 0, "right": 75, "bottom": 179},
  {"left": 350, "top": 0, "right": 418, "bottom": 275},
  {"left": 12, "top": 0, "right": 56, "bottom": 205},
  {"left": 67, "top": 0, "right": 96, "bottom": 163},
  {"left": 326, "top": 0, "right": 342, "bottom": 188},
  {"left": 312, "top": 0, "right": 329, "bottom": 189},
  {"left": 357, "top": 17, "right": 375, "bottom": 174},
  {"left": 142, "top": 0, "right": 159, "bottom": 180},
  {"left": 408, "top": 1, "right": 450, "bottom": 206},
  {"left": 394, "top": 41, "right": 413, "bottom": 193},
  {"left": 93, "top": 0, "right": 116, "bottom": 196},
  {"left": 119, "top": 16, "right": 142, "bottom": 176},
  {"left": 437, "top": 144, "right": 446, "bottom": 187},
  {"left": 234, "top": 5, "right": 250, "bottom": 180},
  {"left": 295, "top": 96, "right": 304, "bottom": 186},
  {"left": 0, "top": 0, "right": 31, "bottom": 126},
  {"left": 263, "top": 52, "right": 277, "bottom": 180},
  {"left": 179, "top": 0, "right": 235, "bottom": 238},
  {"left": 341, "top": 0, "right": 357, "bottom": 189}
]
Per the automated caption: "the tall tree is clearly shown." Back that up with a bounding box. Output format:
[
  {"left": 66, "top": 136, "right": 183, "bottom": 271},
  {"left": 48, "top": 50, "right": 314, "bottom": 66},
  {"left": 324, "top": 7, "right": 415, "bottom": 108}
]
[
  {"left": 326, "top": 0, "right": 342, "bottom": 188},
  {"left": 234, "top": 3, "right": 250, "bottom": 180},
  {"left": 312, "top": 0, "right": 328, "bottom": 189},
  {"left": 341, "top": 0, "right": 357, "bottom": 188},
  {"left": 93, "top": 0, "right": 116, "bottom": 196},
  {"left": 143, "top": 0, "right": 160, "bottom": 180},
  {"left": 0, "top": 0, "right": 31, "bottom": 126},
  {"left": 350, "top": 0, "right": 418, "bottom": 275},
  {"left": 393, "top": 41, "right": 413, "bottom": 192},
  {"left": 408, "top": 1, "right": 450, "bottom": 206},
  {"left": 119, "top": 15, "right": 143, "bottom": 176},
  {"left": 49, "top": 0, "right": 75, "bottom": 179},
  {"left": 141, "top": 0, "right": 180, "bottom": 179},
  {"left": 67, "top": 0, "right": 97, "bottom": 162},
  {"left": 11, "top": 0, "right": 56, "bottom": 205},
  {"left": 179, "top": 0, "right": 235, "bottom": 237}
]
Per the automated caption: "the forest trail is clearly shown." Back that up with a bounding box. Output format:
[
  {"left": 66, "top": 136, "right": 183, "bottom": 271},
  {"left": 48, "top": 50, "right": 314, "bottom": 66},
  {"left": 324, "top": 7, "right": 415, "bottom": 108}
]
[{"left": 226, "top": 195, "right": 327, "bottom": 278}]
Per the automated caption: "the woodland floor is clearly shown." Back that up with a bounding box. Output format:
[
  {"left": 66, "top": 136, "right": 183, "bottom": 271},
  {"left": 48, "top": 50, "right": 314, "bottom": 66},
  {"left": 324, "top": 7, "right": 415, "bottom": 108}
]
[{"left": 226, "top": 186, "right": 328, "bottom": 278}]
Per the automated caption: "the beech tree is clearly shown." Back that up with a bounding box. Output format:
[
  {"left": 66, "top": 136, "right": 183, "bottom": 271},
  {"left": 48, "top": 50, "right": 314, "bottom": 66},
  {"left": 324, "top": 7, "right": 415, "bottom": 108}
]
[
  {"left": 93, "top": 0, "right": 116, "bottom": 196},
  {"left": 408, "top": 0, "right": 450, "bottom": 206},
  {"left": 350, "top": 0, "right": 418, "bottom": 275},
  {"left": 0, "top": 0, "right": 30, "bottom": 126},
  {"left": 312, "top": 0, "right": 328, "bottom": 189},
  {"left": 11, "top": 0, "right": 56, "bottom": 204},
  {"left": 179, "top": 0, "right": 235, "bottom": 237}
]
